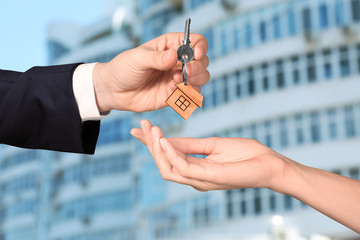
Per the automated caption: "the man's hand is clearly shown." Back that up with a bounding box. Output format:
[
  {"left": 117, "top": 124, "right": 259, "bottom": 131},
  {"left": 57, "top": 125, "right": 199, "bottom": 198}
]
[{"left": 93, "top": 33, "right": 209, "bottom": 113}]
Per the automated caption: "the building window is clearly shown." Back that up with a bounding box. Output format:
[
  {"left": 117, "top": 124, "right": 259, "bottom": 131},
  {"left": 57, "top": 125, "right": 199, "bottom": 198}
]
[
  {"left": 221, "top": 24, "right": 228, "bottom": 55},
  {"left": 310, "top": 112, "right": 321, "bottom": 143},
  {"left": 327, "top": 109, "right": 338, "bottom": 140},
  {"left": 203, "top": 28, "right": 214, "bottom": 59},
  {"left": 254, "top": 189, "right": 261, "bottom": 215},
  {"left": 291, "top": 56, "right": 300, "bottom": 85},
  {"left": 264, "top": 121, "right": 272, "bottom": 148},
  {"left": 284, "top": 195, "right": 293, "bottom": 211},
  {"left": 279, "top": 117, "right": 289, "bottom": 148},
  {"left": 226, "top": 190, "right": 233, "bottom": 218},
  {"left": 302, "top": 8, "right": 312, "bottom": 33},
  {"left": 250, "top": 124, "right": 258, "bottom": 140},
  {"left": 259, "top": 21, "right": 267, "bottom": 42},
  {"left": 234, "top": 25, "right": 240, "bottom": 50},
  {"left": 211, "top": 80, "right": 218, "bottom": 107},
  {"left": 223, "top": 76, "right": 229, "bottom": 103},
  {"left": 350, "top": 168, "right": 359, "bottom": 179},
  {"left": 287, "top": 8, "right": 297, "bottom": 36},
  {"left": 307, "top": 53, "right": 317, "bottom": 82},
  {"left": 323, "top": 49, "right": 333, "bottom": 79},
  {"left": 262, "top": 63, "right": 269, "bottom": 91},
  {"left": 344, "top": 106, "right": 356, "bottom": 138},
  {"left": 248, "top": 68, "right": 255, "bottom": 95},
  {"left": 273, "top": 15, "right": 281, "bottom": 39},
  {"left": 276, "top": 60, "right": 285, "bottom": 88},
  {"left": 295, "top": 114, "right": 305, "bottom": 144},
  {"left": 269, "top": 193, "right": 276, "bottom": 211},
  {"left": 352, "top": 0, "right": 360, "bottom": 22},
  {"left": 246, "top": 23, "right": 252, "bottom": 47},
  {"left": 356, "top": 45, "right": 360, "bottom": 73},
  {"left": 339, "top": 47, "right": 350, "bottom": 77},
  {"left": 318, "top": 3, "right": 329, "bottom": 29},
  {"left": 235, "top": 71, "right": 241, "bottom": 98},
  {"left": 335, "top": 0, "right": 346, "bottom": 25}
]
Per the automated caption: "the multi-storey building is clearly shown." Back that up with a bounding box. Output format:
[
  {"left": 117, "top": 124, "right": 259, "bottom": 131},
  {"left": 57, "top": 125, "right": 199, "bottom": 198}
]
[{"left": 1, "top": 0, "right": 360, "bottom": 239}]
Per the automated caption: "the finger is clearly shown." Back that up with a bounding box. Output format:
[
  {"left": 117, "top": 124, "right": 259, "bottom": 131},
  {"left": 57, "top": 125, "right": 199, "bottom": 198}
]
[
  {"left": 187, "top": 70, "right": 210, "bottom": 86},
  {"left": 187, "top": 56, "right": 209, "bottom": 77},
  {"left": 130, "top": 128, "right": 146, "bottom": 145},
  {"left": 137, "top": 47, "right": 178, "bottom": 71},
  {"left": 166, "top": 137, "right": 216, "bottom": 156},
  {"left": 140, "top": 119, "right": 154, "bottom": 150},
  {"left": 192, "top": 34, "right": 209, "bottom": 60}
]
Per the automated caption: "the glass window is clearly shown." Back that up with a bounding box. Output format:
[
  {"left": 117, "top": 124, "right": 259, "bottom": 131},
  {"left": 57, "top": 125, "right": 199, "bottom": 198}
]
[
  {"left": 287, "top": 8, "right": 297, "bottom": 35},
  {"left": 221, "top": 24, "right": 227, "bottom": 55},
  {"left": 246, "top": 23, "right": 252, "bottom": 47},
  {"left": 344, "top": 106, "right": 356, "bottom": 138},
  {"left": 273, "top": 15, "right": 281, "bottom": 39},
  {"left": 291, "top": 56, "right": 300, "bottom": 85},
  {"left": 203, "top": 28, "right": 214, "bottom": 60},
  {"left": 295, "top": 114, "right": 305, "bottom": 144},
  {"left": 248, "top": 68, "right": 255, "bottom": 95},
  {"left": 276, "top": 60, "right": 285, "bottom": 88},
  {"left": 264, "top": 121, "right": 272, "bottom": 148},
  {"left": 269, "top": 193, "right": 276, "bottom": 211},
  {"left": 235, "top": 71, "right": 241, "bottom": 98},
  {"left": 223, "top": 76, "right": 229, "bottom": 103},
  {"left": 318, "top": 3, "right": 329, "bottom": 29},
  {"left": 327, "top": 109, "right": 338, "bottom": 140},
  {"left": 307, "top": 53, "right": 317, "bottom": 82},
  {"left": 352, "top": 0, "right": 360, "bottom": 22},
  {"left": 259, "top": 21, "right": 267, "bottom": 42},
  {"left": 262, "top": 63, "right": 269, "bottom": 91},
  {"left": 226, "top": 190, "right": 233, "bottom": 218},
  {"left": 254, "top": 189, "right": 261, "bottom": 215},
  {"left": 284, "top": 195, "right": 293, "bottom": 211},
  {"left": 350, "top": 168, "right": 359, "bottom": 179},
  {"left": 250, "top": 124, "right": 257, "bottom": 140},
  {"left": 234, "top": 25, "right": 240, "bottom": 50},
  {"left": 302, "top": 8, "right": 312, "bottom": 32},
  {"left": 335, "top": 0, "right": 346, "bottom": 25},
  {"left": 279, "top": 117, "right": 288, "bottom": 148},
  {"left": 323, "top": 49, "right": 333, "bottom": 79},
  {"left": 340, "top": 46, "right": 350, "bottom": 77},
  {"left": 356, "top": 45, "right": 360, "bottom": 73},
  {"left": 211, "top": 80, "right": 218, "bottom": 107},
  {"left": 310, "top": 112, "right": 321, "bottom": 143}
]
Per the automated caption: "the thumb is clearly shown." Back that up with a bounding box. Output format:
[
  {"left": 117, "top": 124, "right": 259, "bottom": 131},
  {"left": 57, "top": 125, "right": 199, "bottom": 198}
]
[{"left": 140, "top": 48, "right": 178, "bottom": 71}]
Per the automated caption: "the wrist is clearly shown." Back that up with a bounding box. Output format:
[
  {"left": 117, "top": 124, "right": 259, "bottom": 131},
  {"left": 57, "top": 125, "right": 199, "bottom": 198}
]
[
  {"left": 93, "top": 62, "right": 113, "bottom": 113},
  {"left": 267, "top": 152, "right": 304, "bottom": 195}
]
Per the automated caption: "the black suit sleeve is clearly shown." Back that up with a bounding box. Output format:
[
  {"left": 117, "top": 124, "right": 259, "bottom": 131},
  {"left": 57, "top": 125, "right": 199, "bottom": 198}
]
[{"left": 0, "top": 63, "right": 100, "bottom": 154}]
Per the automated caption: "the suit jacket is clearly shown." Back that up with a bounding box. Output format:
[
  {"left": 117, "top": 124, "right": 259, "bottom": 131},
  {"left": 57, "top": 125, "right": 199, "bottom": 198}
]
[{"left": 0, "top": 63, "right": 100, "bottom": 154}]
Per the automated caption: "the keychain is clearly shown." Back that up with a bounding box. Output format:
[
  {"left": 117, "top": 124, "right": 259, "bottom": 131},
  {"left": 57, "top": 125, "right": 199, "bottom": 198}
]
[{"left": 166, "top": 18, "right": 203, "bottom": 120}]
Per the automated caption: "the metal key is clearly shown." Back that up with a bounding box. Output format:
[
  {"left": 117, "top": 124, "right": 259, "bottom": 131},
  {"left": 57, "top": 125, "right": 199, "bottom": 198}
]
[{"left": 177, "top": 18, "right": 194, "bottom": 85}]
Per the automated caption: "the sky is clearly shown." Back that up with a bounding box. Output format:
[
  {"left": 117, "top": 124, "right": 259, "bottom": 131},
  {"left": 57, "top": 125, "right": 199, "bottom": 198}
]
[{"left": 0, "top": 0, "right": 105, "bottom": 72}]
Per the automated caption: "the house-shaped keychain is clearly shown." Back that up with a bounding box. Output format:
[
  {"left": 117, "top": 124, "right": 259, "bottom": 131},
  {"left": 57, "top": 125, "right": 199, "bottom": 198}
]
[{"left": 166, "top": 82, "right": 203, "bottom": 120}]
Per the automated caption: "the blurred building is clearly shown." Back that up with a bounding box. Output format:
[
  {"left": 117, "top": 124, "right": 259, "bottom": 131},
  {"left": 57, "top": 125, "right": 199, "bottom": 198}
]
[{"left": 1, "top": 0, "right": 360, "bottom": 240}]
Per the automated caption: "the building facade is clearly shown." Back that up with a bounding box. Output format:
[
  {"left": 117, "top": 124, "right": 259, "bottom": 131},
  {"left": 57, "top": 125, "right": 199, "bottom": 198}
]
[{"left": 1, "top": 0, "right": 360, "bottom": 239}]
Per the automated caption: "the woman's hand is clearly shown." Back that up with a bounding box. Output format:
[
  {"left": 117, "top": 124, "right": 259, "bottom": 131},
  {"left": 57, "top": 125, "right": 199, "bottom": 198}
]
[{"left": 130, "top": 119, "right": 293, "bottom": 192}]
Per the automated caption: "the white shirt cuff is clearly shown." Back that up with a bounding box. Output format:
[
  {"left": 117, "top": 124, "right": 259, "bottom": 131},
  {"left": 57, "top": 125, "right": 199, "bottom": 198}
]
[{"left": 72, "top": 63, "right": 109, "bottom": 122}]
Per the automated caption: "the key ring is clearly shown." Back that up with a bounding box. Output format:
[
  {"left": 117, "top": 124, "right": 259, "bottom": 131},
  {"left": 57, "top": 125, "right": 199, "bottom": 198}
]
[{"left": 182, "top": 62, "right": 188, "bottom": 85}]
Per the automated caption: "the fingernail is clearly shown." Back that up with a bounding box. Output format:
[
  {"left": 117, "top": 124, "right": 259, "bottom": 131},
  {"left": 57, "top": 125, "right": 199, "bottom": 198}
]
[
  {"left": 130, "top": 129, "right": 137, "bottom": 137},
  {"left": 159, "top": 138, "right": 166, "bottom": 151}
]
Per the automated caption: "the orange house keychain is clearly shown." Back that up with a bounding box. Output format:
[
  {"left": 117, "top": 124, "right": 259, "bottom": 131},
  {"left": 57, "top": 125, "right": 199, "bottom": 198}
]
[{"left": 166, "top": 18, "right": 203, "bottom": 120}]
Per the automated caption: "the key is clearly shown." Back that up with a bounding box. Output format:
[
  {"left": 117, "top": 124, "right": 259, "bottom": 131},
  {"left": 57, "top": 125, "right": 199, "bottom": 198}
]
[{"left": 177, "top": 18, "right": 194, "bottom": 85}]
